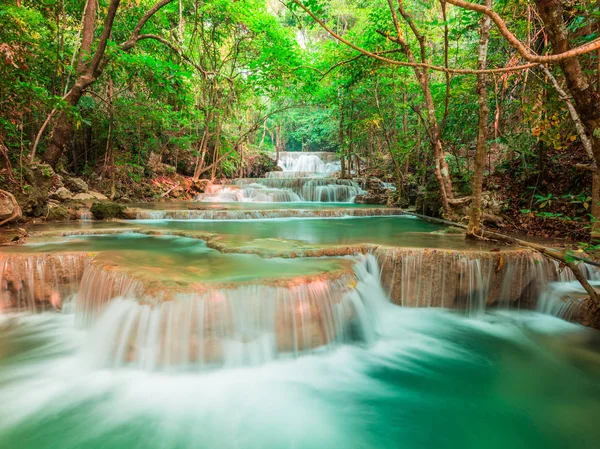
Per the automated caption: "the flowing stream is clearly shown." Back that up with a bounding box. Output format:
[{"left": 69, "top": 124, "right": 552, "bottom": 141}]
[{"left": 1, "top": 155, "right": 600, "bottom": 448}]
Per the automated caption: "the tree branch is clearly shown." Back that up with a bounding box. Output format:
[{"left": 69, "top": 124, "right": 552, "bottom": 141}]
[
  {"left": 445, "top": 0, "right": 600, "bottom": 63},
  {"left": 289, "top": 0, "right": 538, "bottom": 75}
]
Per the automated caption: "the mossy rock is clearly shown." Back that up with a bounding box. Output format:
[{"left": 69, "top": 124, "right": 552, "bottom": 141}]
[
  {"left": 47, "top": 205, "right": 71, "bottom": 221},
  {"left": 90, "top": 201, "right": 126, "bottom": 220}
]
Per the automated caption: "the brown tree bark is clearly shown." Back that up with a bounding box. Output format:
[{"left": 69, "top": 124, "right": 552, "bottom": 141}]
[
  {"left": 534, "top": 0, "right": 600, "bottom": 240},
  {"left": 467, "top": 0, "right": 492, "bottom": 236},
  {"left": 381, "top": 0, "right": 456, "bottom": 216},
  {"left": 43, "top": 0, "right": 176, "bottom": 168}
]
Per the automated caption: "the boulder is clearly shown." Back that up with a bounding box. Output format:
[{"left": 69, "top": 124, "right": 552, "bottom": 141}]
[
  {"left": 88, "top": 191, "right": 108, "bottom": 201},
  {"left": 64, "top": 177, "right": 89, "bottom": 193},
  {"left": 46, "top": 204, "right": 71, "bottom": 221},
  {"left": 90, "top": 201, "right": 126, "bottom": 220},
  {"left": 71, "top": 193, "right": 97, "bottom": 202},
  {"left": 50, "top": 187, "right": 73, "bottom": 202}
]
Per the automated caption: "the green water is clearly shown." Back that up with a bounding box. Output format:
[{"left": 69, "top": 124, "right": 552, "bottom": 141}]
[
  {"left": 0, "top": 310, "right": 599, "bottom": 449},
  {"left": 5, "top": 233, "right": 350, "bottom": 284},
  {"left": 134, "top": 216, "right": 490, "bottom": 250}
]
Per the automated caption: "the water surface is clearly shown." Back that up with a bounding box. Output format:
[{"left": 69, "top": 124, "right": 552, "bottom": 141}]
[{"left": 1, "top": 309, "right": 599, "bottom": 449}]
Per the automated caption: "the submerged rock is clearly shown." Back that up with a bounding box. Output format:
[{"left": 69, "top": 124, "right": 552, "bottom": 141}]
[{"left": 90, "top": 201, "right": 126, "bottom": 219}]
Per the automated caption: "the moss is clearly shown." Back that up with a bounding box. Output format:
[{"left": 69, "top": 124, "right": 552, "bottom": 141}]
[
  {"left": 90, "top": 201, "right": 126, "bottom": 220},
  {"left": 47, "top": 205, "right": 71, "bottom": 221}
]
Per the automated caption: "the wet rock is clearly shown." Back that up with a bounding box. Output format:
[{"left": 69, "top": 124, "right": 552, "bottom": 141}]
[
  {"left": 50, "top": 187, "right": 73, "bottom": 202},
  {"left": 91, "top": 201, "right": 126, "bottom": 220},
  {"left": 0, "top": 227, "right": 27, "bottom": 244},
  {"left": 122, "top": 208, "right": 139, "bottom": 219},
  {"left": 354, "top": 193, "right": 387, "bottom": 205},
  {"left": 64, "top": 177, "right": 89, "bottom": 193},
  {"left": 46, "top": 204, "right": 71, "bottom": 221},
  {"left": 354, "top": 178, "right": 394, "bottom": 205}
]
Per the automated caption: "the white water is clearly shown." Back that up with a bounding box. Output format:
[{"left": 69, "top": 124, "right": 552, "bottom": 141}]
[
  {"left": 0, "top": 303, "right": 594, "bottom": 449},
  {"left": 277, "top": 152, "right": 341, "bottom": 175},
  {"left": 535, "top": 261, "right": 600, "bottom": 320},
  {"left": 84, "top": 255, "right": 384, "bottom": 370},
  {"left": 196, "top": 153, "right": 356, "bottom": 203},
  {"left": 196, "top": 179, "right": 365, "bottom": 203}
]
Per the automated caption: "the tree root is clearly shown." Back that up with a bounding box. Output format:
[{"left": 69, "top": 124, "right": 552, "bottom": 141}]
[{"left": 0, "top": 189, "right": 22, "bottom": 227}]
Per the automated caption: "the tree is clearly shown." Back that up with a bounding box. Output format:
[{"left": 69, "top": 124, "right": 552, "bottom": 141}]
[{"left": 42, "top": 0, "right": 177, "bottom": 168}]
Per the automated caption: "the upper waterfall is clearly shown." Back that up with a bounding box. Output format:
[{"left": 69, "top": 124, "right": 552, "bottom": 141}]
[
  {"left": 195, "top": 151, "right": 365, "bottom": 203},
  {"left": 276, "top": 152, "right": 341, "bottom": 175}
]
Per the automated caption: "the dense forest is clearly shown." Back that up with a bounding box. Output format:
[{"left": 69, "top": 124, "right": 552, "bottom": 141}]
[{"left": 1, "top": 0, "right": 600, "bottom": 243}]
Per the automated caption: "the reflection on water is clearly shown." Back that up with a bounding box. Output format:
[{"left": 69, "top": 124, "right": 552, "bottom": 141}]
[{"left": 1, "top": 309, "right": 599, "bottom": 449}]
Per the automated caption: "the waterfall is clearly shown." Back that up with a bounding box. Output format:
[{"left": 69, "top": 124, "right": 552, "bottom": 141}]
[
  {"left": 132, "top": 208, "right": 404, "bottom": 220},
  {"left": 277, "top": 152, "right": 340, "bottom": 174},
  {"left": 194, "top": 152, "right": 357, "bottom": 203},
  {"left": 534, "top": 260, "right": 600, "bottom": 320},
  {"left": 195, "top": 178, "right": 365, "bottom": 203},
  {"left": 374, "top": 247, "right": 597, "bottom": 315},
  {"left": 0, "top": 253, "right": 88, "bottom": 313},
  {"left": 83, "top": 254, "right": 386, "bottom": 370}
]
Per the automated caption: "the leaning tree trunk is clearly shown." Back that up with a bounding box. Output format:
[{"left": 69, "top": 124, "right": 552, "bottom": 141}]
[
  {"left": 44, "top": 82, "right": 88, "bottom": 167},
  {"left": 467, "top": 0, "right": 492, "bottom": 236}
]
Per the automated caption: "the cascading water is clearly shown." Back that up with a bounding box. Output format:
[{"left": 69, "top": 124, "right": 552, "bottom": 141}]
[
  {"left": 374, "top": 246, "right": 600, "bottom": 316},
  {"left": 195, "top": 178, "right": 365, "bottom": 203},
  {"left": 85, "top": 254, "right": 385, "bottom": 370},
  {"left": 195, "top": 152, "right": 363, "bottom": 203},
  {"left": 277, "top": 152, "right": 341, "bottom": 175},
  {"left": 0, "top": 253, "right": 89, "bottom": 313},
  {"left": 2, "top": 225, "right": 600, "bottom": 449},
  {"left": 535, "top": 260, "right": 600, "bottom": 320}
]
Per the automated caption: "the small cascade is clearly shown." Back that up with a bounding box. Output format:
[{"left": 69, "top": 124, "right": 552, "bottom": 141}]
[
  {"left": 195, "top": 178, "right": 364, "bottom": 203},
  {"left": 132, "top": 208, "right": 404, "bottom": 220},
  {"left": 374, "top": 247, "right": 593, "bottom": 314},
  {"left": 84, "top": 254, "right": 385, "bottom": 370},
  {"left": 266, "top": 171, "right": 319, "bottom": 179},
  {"left": 0, "top": 253, "right": 89, "bottom": 313},
  {"left": 535, "top": 260, "right": 600, "bottom": 320},
  {"left": 195, "top": 152, "right": 359, "bottom": 203},
  {"left": 197, "top": 183, "right": 302, "bottom": 202},
  {"left": 277, "top": 152, "right": 340, "bottom": 175},
  {"left": 75, "top": 263, "right": 143, "bottom": 326}
]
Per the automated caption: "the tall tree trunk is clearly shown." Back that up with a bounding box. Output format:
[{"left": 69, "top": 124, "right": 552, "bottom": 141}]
[
  {"left": 535, "top": 0, "right": 600, "bottom": 240},
  {"left": 467, "top": 0, "right": 492, "bottom": 236},
  {"left": 44, "top": 81, "right": 88, "bottom": 167},
  {"left": 43, "top": 0, "right": 175, "bottom": 168}
]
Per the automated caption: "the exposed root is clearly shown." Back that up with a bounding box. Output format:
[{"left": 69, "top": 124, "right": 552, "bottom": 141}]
[{"left": 0, "top": 189, "right": 22, "bottom": 227}]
